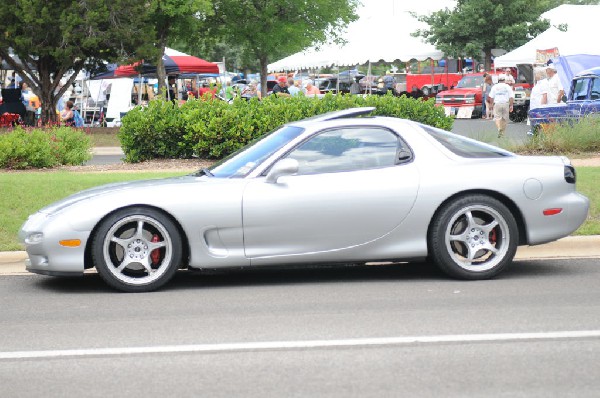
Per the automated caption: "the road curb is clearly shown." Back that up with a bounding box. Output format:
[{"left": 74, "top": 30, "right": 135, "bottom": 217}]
[{"left": 2, "top": 236, "right": 599, "bottom": 275}]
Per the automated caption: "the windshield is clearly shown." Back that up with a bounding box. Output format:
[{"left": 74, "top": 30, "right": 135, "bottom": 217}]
[
  {"left": 421, "top": 125, "right": 514, "bottom": 158},
  {"left": 456, "top": 76, "right": 484, "bottom": 89},
  {"left": 204, "top": 126, "right": 305, "bottom": 178}
]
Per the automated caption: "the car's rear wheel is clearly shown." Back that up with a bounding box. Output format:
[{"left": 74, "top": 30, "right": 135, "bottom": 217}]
[
  {"left": 92, "top": 207, "right": 182, "bottom": 292},
  {"left": 429, "top": 195, "right": 518, "bottom": 279}
]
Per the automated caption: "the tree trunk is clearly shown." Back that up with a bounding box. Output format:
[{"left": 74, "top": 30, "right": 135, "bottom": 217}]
[
  {"left": 156, "top": 28, "right": 169, "bottom": 98},
  {"left": 484, "top": 49, "right": 493, "bottom": 72},
  {"left": 260, "top": 55, "right": 268, "bottom": 98}
]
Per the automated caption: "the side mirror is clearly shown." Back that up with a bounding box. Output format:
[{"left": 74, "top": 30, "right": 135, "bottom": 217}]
[
  {"left": 265, "top": 158, "right": 299, "bottom": 183},
  {"left": 397, "top": 149, "right": 412, "bottom": 162}
]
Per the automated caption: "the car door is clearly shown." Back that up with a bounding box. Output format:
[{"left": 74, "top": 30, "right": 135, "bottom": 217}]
[
  {"left": 566, "top": 77, "right": 590, "bottom": 121},
  {"left": 242, "top": 126, "right": 419, "bottom": 259}
]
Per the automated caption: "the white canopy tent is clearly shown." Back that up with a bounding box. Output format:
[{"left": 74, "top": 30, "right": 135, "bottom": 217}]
[
  {"left": 494, "top": 4, "right": 600, "bottom": 67},
  {"left": 268, "top": 12, "right": 443, "bottom": 71}
]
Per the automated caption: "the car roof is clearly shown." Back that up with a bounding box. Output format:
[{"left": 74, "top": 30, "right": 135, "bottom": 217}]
[
  {"left": 289, "top": 107, "right": 377, "bottom": 125},
  {"left": 575, "top": 66, "right": 600, "bottom": 78}
]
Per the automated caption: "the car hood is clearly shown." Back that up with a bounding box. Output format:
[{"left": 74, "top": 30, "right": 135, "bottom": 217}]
[{"left": 39, "top": 175, "right": 200, "bottom": 215}]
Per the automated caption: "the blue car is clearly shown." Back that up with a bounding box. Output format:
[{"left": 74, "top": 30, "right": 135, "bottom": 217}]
[{"left": 529, "top": 67, "right": 600, "bottom": 130}]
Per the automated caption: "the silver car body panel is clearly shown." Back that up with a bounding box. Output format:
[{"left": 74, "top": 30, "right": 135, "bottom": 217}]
[{"left": 19, "top": 113, "right": 590, "bottom": 276}]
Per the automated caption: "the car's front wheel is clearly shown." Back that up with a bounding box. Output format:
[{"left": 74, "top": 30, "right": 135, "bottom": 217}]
[
  {"left": 429, "top": 195, "right": 518, "bottom": 279},
  {"left": 92, "top": 207, "right": 183, "bottom": 292}
]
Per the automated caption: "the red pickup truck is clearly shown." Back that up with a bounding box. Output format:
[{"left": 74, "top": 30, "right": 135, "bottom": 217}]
[{"left": 435, "top": 72, "right": 530, "bottom": 120}]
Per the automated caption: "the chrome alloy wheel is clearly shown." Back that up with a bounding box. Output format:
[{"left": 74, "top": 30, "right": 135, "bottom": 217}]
[
  {"left": 444, "top": 204, "right": 510, "bottom": 272},
  {"left": 102, "top": 215, "right": 173, "bottom": 286}
]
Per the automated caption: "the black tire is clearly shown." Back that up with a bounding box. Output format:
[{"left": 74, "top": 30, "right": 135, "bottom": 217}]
[
  {"left": 92, "top": 207, "right": 183, "bottom": 292},
  {"left": 428, "top": 195, "right": 518, "bottom": 280},
  {"left": 421, "top": 86, "right": 431, "bottom": 96}
]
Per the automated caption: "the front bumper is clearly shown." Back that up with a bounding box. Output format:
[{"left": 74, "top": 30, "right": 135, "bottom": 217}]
[{"left": 19, "top": 212, "right": 88, "bottom": 276}]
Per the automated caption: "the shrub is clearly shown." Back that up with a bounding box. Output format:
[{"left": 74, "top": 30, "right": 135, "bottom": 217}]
[
  {"left": 0, "top": 126, "right": 91, "bottom": 169},
  {"left": 119, "top": 94, "right": 453, "bottom": 162}
]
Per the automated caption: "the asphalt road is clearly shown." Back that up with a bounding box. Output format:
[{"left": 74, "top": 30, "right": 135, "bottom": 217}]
[{"left": 1, "top": 258, "right": 599, "bottom": 397}]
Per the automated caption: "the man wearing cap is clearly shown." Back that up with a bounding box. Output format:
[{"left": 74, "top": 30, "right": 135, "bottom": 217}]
[
  {"left": 272, "top": 76, "right": 290, "bottom": 97},
  {"left": 546, "top": 64, "right": 564, "bottom": 104},
  {"left": 488, "top": 74, "right": 514, "bottom": 138}
]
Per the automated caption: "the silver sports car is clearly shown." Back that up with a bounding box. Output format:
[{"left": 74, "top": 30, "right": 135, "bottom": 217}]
[{"left": 19, "top": 108, "right": 589, "bottom": 292}]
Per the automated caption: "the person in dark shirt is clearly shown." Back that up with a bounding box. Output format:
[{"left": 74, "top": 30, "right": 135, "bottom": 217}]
[{"left": 271, "top": 76, "right": 290, "bottom": 97}]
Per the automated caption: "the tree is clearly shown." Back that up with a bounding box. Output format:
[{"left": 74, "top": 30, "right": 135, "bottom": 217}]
[
  {"left": 0, "top": 0, "right": 153, "bottom": 124},
  {"left": 412, "top": 0, "right": 552, "bottom": 71},
  {"left": 205, "top": 0, "right": 360, "bottom": 96},
  {"left": 146, "top": 0, "right": 213, "bottom": 96}
]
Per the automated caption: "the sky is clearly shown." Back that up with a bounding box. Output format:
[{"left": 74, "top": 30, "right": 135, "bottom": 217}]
[{"left": 356, "top": 0, "right": 456, "bottom": 17}]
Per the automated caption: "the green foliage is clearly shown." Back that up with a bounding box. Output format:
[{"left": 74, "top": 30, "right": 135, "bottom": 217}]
[
  {"left": 412, "top": 0, "right": 551, "bottom": 69},
  {"left": 511, "top": 115, "right": 600, "bottom": 155},
  {"left": 119, "top": 94, "right": 453, "bottom": 162},
  {"left": 0, "top": 127, "right": 92, "bottom": 169},
  {"left": 0, "top": 0, "right": 153, "bottom": 123},
  {"left": 118, "top": 100, "right": 192, "bottom": 162},
  {"left": 204, "top": 0, "right": 360, "bottom": 96}
]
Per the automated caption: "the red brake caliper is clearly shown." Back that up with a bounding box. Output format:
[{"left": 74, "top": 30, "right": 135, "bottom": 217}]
[
  {"left": 150, "top": 234, "right": 161, "bottom": 265},
  {"left": 489, "top": 228, "right": 497, "bottom": 245}
]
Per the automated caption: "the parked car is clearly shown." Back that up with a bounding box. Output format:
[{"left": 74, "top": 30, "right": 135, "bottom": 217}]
[
  {"left": 529, "top": 66, "right": 600, "bottom": 130},
  {"left": 314, "top": 77, "right": 352, "bottom": 94},
  {"left": 436, "top": 73, "right": 529, "bottom": 119},
  {"left": 20, "top": 108, "right": 589, "bottom": 292}
]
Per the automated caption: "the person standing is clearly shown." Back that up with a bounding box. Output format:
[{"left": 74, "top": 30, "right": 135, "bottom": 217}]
[
  {"left": 167, "top": 76, "right": 178, "bottom": 103},
  {"left": 546, "top": 64, "right": 564, "bottom": 104},
  {"left": 287, "top": 78, "right": 301, "bottom": 96},
  {"left": 481, "top": 74, "right": 493, "bottom": 119},
  {"left": 488, "top": 74, "right": 514, "bottom": 138},
  {"left": 526, "top": 68, "right": 550, "bottom": 136}
]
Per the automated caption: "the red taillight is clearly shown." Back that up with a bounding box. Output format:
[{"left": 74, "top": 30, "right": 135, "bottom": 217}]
[{"left": 543, "top": 208, "right": 563, "bottom": 216}]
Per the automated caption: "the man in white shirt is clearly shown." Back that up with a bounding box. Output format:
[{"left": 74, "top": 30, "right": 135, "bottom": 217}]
[
  {"left": 488, "top": 74, "right": 515, "bottom": 138},
  {"left": 546, "top": 64, "right": 564, "bottom": 104}
]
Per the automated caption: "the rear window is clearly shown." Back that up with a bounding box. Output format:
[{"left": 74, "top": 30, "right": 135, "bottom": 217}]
[{"left": 421, "top": 125, "right": 514, "bottom": 158}]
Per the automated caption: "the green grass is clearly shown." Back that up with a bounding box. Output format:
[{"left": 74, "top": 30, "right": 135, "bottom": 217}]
[
  {"left": 574, "top": 167, "right": 600, "bottom": 235},
  {"left": 0, "top": 171, "right": 188, "bottom": 251},
  {"left": 85, "top": 127, "right": 121, "bottom": 147}
]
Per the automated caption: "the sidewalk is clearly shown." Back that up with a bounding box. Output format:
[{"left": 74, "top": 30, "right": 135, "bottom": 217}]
[
  {"left": 91, "top": 147, "right": 124, "bottom": 156},
  {"left": 2, "top": 236, "right": 599, "bottom": 276}
]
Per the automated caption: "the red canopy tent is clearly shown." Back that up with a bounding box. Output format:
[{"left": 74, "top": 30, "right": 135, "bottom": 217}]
[{"left": 91, "top": 48, "right": 218, "bottom": 79}]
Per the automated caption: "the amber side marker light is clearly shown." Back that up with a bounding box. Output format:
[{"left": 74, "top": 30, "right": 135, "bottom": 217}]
[
  {"left": 59, "top": 239, "right": 81, "bottom": 247},
  {"left": 543, "top": 208, "right": 563, "bottom": 216}
]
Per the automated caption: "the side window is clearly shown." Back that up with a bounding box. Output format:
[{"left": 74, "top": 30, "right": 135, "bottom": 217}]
[
  {"left": 571, "top": 78, "right": 590, "bottom": 101},
  {"left": 285, "top": 127, "right": 403, "bottom": 175},
  {"left": 590, "top": 78, "right": 600, "bottom": 101}
]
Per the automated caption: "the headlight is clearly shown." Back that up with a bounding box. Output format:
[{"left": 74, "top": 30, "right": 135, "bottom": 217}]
[
  {"left": 435, "top": 96, "right": 442, "bottom": 104},
  {"left": 465, "top": 95, "right": 475, "bottom": 104},
  {"left": 25, "top": 232, "right": 44, "bottom": 245}
]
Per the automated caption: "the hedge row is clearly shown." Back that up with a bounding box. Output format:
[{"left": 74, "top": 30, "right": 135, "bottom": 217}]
[
  {"left": 119, "top": 93, "right": 454, "bottom": 163},
  {"left": 0, "top": 127, "right": 92, "bottom": 169}
]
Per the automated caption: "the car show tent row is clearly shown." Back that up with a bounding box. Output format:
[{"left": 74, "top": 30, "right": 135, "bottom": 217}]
[
  {"left": 268, "top": 12, "right": 444, "bottom": 72},
  {"left": 269, "top": 4, "right": 600, "bottom": 76}
]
